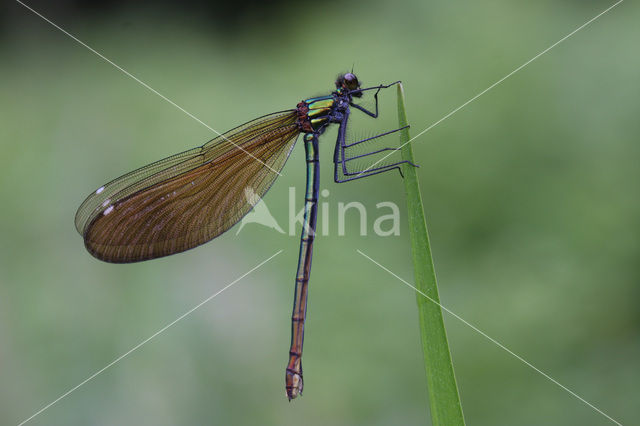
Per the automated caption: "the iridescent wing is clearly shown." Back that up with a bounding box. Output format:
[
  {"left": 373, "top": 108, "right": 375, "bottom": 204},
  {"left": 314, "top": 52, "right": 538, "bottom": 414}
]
[{"left": 75, "top": 110, "right": 300, "bottom": 263}]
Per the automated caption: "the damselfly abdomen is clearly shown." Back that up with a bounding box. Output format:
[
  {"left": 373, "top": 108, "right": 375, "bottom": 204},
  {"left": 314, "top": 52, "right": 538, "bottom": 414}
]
[{"left": 75, "top": 72, "right": 415, "bottom": 400}]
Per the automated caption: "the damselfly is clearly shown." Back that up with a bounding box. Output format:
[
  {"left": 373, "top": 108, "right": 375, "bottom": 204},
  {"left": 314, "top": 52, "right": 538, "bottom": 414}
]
[{"left": 75, "top": 72, "right": 415, "bottom": 400}]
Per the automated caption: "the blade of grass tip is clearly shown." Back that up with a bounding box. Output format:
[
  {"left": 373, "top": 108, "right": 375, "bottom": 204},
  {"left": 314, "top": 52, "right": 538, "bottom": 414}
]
[{"left": 397, "top": 83, "right": 465, "bottom": 425}]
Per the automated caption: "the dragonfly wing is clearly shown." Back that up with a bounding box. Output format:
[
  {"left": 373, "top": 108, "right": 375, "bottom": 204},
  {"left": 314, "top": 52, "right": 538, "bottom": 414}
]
[
  {"left": 77, "top": 110, "right": 299, "bottom": 263},
  {"left": 75, "top": 146, "right": 204, "bottom": 235}
]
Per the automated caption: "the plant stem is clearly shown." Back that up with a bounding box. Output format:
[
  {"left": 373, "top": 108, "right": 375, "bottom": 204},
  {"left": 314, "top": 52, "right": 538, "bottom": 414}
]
[{"left": 397, "top": 83, "right": 465, "bottom": 425}]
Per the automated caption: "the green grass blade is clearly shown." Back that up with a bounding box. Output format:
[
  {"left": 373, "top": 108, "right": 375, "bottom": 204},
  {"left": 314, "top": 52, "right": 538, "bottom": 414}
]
[{"left": 397, "top": 83, "right": 465, "bottom": 425}]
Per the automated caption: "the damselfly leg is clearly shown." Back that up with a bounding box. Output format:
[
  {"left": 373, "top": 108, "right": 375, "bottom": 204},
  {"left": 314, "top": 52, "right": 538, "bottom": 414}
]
[{"left": 334, "top": 83, "right": 418, "bottom": 183}]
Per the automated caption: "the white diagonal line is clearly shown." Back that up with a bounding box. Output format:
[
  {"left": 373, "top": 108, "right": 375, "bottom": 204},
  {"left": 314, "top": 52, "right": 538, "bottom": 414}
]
[
  {"left": 16, "top": 0, "right": 282, "bottom": 177},
  {"left": 355, "top": 0, "right": 623, "bottom": 178},
  {"left": 17, "top": 249, "right": 283, "bottom": 426},
  {"left": 357, "top": 249, "right": 622, "bottom": 426}
]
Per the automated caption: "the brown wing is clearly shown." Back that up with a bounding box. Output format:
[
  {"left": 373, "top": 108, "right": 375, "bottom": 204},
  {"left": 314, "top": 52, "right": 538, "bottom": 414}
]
[{"left": 79, "top": 111, "right": 300, "bottom": 263}]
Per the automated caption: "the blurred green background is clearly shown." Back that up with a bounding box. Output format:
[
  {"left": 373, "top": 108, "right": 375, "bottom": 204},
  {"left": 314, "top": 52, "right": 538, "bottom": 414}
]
[{"left": 1, "top": 0, "right": 638, "bottom": 424}]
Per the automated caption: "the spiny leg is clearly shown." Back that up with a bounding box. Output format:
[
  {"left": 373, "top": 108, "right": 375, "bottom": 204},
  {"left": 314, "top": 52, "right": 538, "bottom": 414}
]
[
  {"left": 349, "top": 80, "right": 402, "bottom": 118},
  {"left": 344, "top": 125, "right": 409, "bottom": 148},
  {"left": 334, "top": 113, "right": 416, "bottom": 181},
  {"left": 334, "top": 160, "right": 418, "bottom": 183}
]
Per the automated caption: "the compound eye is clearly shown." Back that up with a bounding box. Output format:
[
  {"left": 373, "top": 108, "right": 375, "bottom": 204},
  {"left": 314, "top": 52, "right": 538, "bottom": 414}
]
[{"left": 343, "top": 72, "right": 359, "bottom": 90}]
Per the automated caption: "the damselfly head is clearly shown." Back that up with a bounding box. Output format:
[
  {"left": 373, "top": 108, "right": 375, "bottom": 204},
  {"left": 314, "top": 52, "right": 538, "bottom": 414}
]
[{"left": 336, "top": 72, "right": 362, "bottom": 97}]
